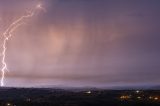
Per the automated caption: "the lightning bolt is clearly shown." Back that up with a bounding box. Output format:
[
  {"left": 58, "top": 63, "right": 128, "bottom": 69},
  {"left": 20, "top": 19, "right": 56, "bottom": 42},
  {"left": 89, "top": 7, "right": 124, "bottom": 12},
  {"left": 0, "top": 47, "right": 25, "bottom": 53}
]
[{"left": 0, "top": 3, "right": 44, "bottom": 86}]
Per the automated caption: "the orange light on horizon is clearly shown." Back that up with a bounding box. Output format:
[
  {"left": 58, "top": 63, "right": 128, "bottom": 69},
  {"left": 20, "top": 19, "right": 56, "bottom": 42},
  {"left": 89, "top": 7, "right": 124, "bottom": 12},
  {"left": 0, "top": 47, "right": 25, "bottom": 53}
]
[{"left": 120, "top": 95, "right": 131, "bottom": 100}]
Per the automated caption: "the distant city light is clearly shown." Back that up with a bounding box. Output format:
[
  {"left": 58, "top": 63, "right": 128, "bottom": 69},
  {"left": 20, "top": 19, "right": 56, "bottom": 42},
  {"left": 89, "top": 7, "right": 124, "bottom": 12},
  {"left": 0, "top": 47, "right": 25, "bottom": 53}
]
[
  {"left": 86, "top": 91, "right": 91, "bottom": 94},
  {"left": 149, "top": 96, "right": 153, "bottom": 99},
  {"left": 154, "top": 97, "right": 159, "bottom": 100},
  {"left": 120, "top": 95, "right": 131, "bottom": 100},
  {"left": 137, "top": 96, "right": 141, "bottom": 99},
  {"left": 6, "top": 103, "right": 11, "bottom": 106}
]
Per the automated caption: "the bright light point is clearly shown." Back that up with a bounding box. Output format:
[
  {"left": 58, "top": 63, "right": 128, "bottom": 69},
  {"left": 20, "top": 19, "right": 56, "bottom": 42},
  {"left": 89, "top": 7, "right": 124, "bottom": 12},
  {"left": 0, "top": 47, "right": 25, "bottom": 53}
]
[
  {"left": 36, "top": 3, "right": 46, "bottom": 12},
  {"left": 86, "top": 91, "right": 91, "bottom": 94},
  {"left": 136, "top": 90, "right": 140, "bottom": 93},
  {"left": 137, "top": 96, "right": 141, "bottom": 99},
  {"left": 6, "top": 103, "right": 11, "bottom": 106},
  {"left": 154, "top": 97, "right": 158, "bottom": 100}
]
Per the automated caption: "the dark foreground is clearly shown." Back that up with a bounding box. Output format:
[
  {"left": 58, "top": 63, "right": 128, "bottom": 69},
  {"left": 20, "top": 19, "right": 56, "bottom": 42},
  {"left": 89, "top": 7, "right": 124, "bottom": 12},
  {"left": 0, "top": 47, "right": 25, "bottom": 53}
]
[{"left": 0, "top": 88, "right": 160, "bottom": 106}]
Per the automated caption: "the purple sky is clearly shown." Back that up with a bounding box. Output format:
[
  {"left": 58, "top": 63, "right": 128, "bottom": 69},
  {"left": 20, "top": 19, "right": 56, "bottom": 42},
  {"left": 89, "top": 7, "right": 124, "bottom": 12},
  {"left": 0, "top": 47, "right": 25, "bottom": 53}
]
[{"left": 0, "top": 0, "right": 160, "bottom": 87}]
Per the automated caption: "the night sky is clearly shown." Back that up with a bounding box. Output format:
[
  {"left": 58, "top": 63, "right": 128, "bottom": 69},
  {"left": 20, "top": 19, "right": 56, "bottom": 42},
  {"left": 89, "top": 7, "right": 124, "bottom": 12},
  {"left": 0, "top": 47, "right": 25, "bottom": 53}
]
[{"left": 0, "top": 0, "right": 160, "bottom": 87}]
